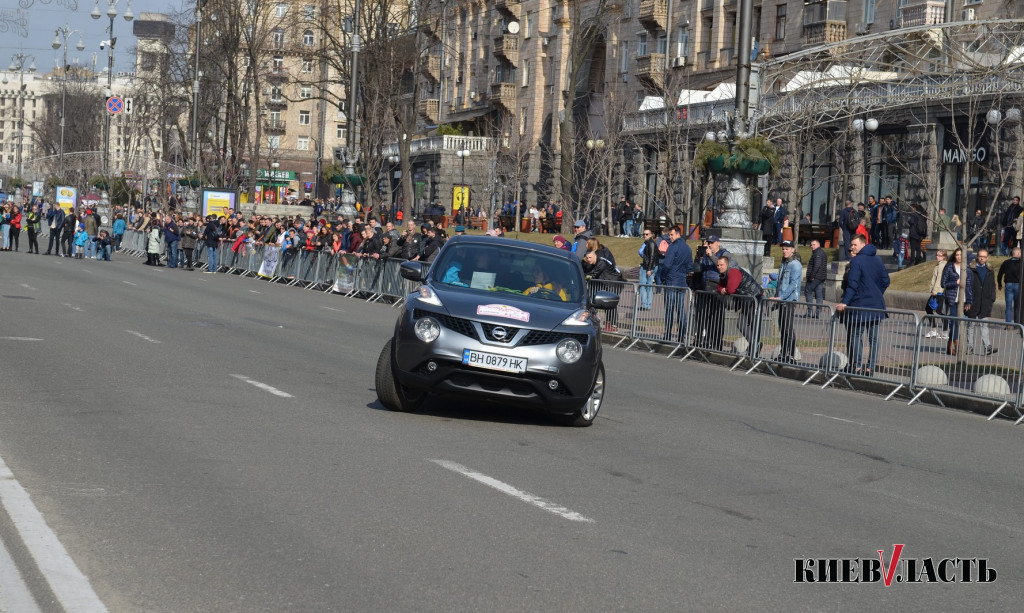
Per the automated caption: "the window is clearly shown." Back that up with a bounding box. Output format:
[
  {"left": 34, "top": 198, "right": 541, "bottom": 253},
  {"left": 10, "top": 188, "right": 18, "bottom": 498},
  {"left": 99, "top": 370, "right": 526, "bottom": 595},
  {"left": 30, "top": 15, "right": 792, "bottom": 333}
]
[
  {"left": 524, "top": 12, "right": 531, "bottom": 37},
  {"left": 775, "top": 5, "right": 787, "bottom": 41},
  {"left": 677, "top": 27, "right": 690, "bottom": 57},
  {"left": 270, "top": 110, "right": 281, "bottom": 123},
  {"left": 302, "top": 58, "right": 313, "bottom": 73},
  {"left": 300, "top": 85, "right": 312, "bottom": 99},
  {"left": 303, "top": 30, "right": 315, "bottom": 46},
  {"left": 299, "top": 110, "right": 310, "bottom": 125},
  {"left": 270, "top": 86, "right": 282, "bottom": 100},
  {"left": 273, "top": 55, "right": 284, "bottom": 70},
  {"left": 624, "top": 0, "right": 632, "bottom": 18},
  {"left": 303, "top": 4, "right": 315, "bottom": 19},
  {"left": 657, "top": 33, "right": 667, "bottom": 55},
  {"left": 275, "top": 3, "right": 286, "bottom": 18},
  {"left": 620, "top": 41, "right": 629, "bottom": 72},
  {"left": 522, "top": 59, "right": 531, "bottom": 86},
  {"left": 273, "top": 29, "right": 284, "bottom": 48},
  {"left": 637, "top": 33, "right": 648, "bottom": 56},
  {"left": 267, "top": 135, "right": 280, "bottom": 149},
  {"left": 336, "top": 125, "right": 347, "bottom": 140},
  {"left": 864, "top": 0, "right": 876, "bottom": 24},
  {"left": 297, "top": 136, "right": 310, "bottom": 150}
]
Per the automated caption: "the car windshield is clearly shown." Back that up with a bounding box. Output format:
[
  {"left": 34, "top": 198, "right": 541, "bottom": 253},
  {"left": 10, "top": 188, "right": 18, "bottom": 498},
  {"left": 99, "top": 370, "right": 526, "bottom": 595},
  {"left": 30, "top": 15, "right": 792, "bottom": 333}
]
[{"left": 433, "top": 243, "right": 583, "bottom": 303}]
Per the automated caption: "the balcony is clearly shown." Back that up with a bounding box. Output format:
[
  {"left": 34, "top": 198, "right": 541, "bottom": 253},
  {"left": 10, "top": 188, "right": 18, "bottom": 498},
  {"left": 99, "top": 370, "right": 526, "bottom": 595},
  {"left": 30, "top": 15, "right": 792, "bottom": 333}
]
[
  {"left": 636, "top": 53, "right": 666, "bottom": 88},
  {"left": 490, "top": 82, "right": 516, "bottom": 112},
  {"left": 426, "top": 53, "right": 441, "bottom": 82},
  {"left": 494, "top": 35, "right": 519, "bottom": 66},
  {"left": 638, "top": 0, "right": 668, "bottom": 31},
  {"left": 264, "top": 119, "right": 287, "bottom": 133},
  {"left": 803, "top": 0, "right": 848, "bottom": 46},
  {"left": 898, "top": 1, "right": 946, "bottom": 28},
  {"left": 266, "top": 97, "right": 288, "bottom": 108},
  {"left": 380, "top": 135, "right": 496, "bottom": 158},
  {"left": 264, "top": 67, "right": 290, "bottom": 81},
  {"left": 417, "top": 98, "right": 439, "bottom": 122},
  {"left": 495, "top": 0, "right": 521, "bottom": 18}
]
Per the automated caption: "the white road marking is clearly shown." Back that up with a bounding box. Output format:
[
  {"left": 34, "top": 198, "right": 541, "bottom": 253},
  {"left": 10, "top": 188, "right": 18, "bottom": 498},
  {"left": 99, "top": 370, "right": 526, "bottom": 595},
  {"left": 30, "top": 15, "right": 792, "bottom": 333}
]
[
  {"left": 813, "top": 414, "right": 867, "bottom": 426},
  {"left": 0, "top": 455, "right": 109, "bottom": 612},
  {"left": 125, "top": 330, "right": 161, "bottom": 344},
  {"left": 248, "top": 290, "right": 263, "bottom": 294},
  {"left": 18, "top": 284, "right": 37, "bottom": 291},
  {"left": 122, "top": 281, "right": 137, "bottom": 286},
  {"left": 0, "top": 337, "right": 43, "bottom": 341},
  {"left": 320, "top": 306, "right": 344, "bottom": 312},
  {"left": 61, "top": 303, "right": 83, "bottom": 312},
  {"left": 0, "top": 531, "right": 42, "bottom": 613},
  {"left": 431, "top": 459, "right": 595, "bottom": 523},
  {"left": 230, "top": 374, "right": 294, "bottom": 398}
]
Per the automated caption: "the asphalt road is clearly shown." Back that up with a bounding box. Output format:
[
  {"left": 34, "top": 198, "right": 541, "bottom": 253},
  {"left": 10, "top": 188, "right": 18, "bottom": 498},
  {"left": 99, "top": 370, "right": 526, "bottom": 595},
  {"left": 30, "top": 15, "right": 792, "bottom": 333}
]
[{"left": 0, "top": 252, "right": 1022, "bottom": 611}]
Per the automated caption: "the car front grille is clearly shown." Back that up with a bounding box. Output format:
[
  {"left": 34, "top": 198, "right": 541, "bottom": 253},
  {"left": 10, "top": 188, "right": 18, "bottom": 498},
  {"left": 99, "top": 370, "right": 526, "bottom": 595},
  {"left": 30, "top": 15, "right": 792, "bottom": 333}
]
[
  {"left": 520, "top": 330, "right": 590, "bottom": 347},
  {"left": 480, "top": 322, "right": 519, "bottom": 343}
]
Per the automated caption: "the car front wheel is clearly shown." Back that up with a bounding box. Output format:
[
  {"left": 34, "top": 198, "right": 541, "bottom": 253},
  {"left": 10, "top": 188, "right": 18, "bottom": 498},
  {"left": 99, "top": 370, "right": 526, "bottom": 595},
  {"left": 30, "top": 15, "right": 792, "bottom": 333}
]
[
  {"left": 560, "top": 363, "right": 605, "bottom": 427},
  {"left": 374, "top": 339, "right": 423, "bottom": 412}
]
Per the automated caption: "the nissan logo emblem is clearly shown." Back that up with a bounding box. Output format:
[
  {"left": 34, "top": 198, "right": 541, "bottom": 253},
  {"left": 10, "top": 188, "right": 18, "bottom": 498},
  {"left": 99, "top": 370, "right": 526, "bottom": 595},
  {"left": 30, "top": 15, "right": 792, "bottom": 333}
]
[{"left": 491, "top": 326, "right": 508, "bottom": 340}]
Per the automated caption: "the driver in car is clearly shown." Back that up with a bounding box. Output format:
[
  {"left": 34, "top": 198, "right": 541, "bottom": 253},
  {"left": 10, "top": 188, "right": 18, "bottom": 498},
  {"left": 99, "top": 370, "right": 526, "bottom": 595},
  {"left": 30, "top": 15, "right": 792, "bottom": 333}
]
[{"left": 523, "top": 265, "right": 568, "bottom": 301}]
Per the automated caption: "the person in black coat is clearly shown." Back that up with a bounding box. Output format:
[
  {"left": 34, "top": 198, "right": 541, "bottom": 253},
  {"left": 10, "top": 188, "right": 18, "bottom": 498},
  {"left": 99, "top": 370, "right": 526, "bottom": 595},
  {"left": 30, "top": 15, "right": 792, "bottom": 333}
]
[
  {"left": 759, "top": 200, "right": 776, "bottom": 256},
  {"left": 966, "top": 249, "right": 998, "bottom": 355}
]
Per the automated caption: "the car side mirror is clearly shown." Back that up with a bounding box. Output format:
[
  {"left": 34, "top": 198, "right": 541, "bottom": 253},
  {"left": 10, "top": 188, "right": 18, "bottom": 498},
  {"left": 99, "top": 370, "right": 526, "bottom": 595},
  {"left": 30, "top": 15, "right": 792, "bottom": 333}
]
[
  {"left": 588, "top": 290, "right": 619, "bottom": 310},
  {"left": 399, "top": 260, "right": 429, "bottom": 282}
]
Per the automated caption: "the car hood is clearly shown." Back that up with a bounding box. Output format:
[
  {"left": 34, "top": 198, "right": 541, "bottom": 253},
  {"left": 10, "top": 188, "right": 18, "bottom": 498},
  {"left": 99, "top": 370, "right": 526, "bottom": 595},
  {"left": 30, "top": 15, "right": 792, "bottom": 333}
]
[{"left": 430, "top": 283, "right": 582, "bottom": 330}]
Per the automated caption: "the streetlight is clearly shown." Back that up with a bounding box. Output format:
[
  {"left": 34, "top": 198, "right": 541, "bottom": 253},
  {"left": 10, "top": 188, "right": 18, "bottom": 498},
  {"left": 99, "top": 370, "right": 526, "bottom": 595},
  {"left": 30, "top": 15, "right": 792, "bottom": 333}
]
[
  {"left": 852, "top": 116, "right": 879, "bottom": 204},
  {"left": 4, "top": 53, "right": 36, "bottom": 199},
  {"left": 92, "top": 0, "right": 134, "bottom": 179},
  {"left": 456, "top": 149, "right": 470, "bottom": 221},
  {"left": 52, "top": 26, "right": 85, "bottom": 181}
]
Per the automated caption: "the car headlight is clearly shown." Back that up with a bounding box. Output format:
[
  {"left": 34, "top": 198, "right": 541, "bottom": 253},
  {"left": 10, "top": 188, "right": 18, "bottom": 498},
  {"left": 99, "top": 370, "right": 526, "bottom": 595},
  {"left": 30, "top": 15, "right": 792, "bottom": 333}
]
[
  {"left": 560, "top": 309, "right": 592, "bottom": 326},
  {"left": 414, "top": 317, "right": 441, "bottom": 342},
  {"left": 416, "top": 286, "right": 443, "bottom": 307},
  {"left": 556, "top": 338, "right": 583, "bottom": 364}
]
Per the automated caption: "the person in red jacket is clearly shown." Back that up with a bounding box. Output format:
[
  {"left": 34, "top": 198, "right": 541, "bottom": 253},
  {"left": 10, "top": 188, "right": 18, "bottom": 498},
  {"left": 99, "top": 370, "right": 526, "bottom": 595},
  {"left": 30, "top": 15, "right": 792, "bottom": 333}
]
[
  {"left": 855, "top": 215, "right": 871, "bottom": 245},
  {"left": 716, "top": 255, "right": 763, "bottom": 356}
]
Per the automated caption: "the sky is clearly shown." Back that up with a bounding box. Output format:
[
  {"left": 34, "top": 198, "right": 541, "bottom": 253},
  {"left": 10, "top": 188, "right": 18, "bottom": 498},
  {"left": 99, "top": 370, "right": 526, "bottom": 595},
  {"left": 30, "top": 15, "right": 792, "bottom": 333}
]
[{"left": 0, "top": 0, "right": 189, "bottom": 77}]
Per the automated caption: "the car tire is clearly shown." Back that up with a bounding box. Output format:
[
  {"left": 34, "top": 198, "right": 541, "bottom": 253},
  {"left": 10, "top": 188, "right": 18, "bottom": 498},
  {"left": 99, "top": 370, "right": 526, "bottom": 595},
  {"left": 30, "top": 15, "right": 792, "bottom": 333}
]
[
  {"left": 560, "top": 362, "right": 605, "bottom": 427},
  {"left": 374, "top": 339, "right": 423, "bottom": 412}
]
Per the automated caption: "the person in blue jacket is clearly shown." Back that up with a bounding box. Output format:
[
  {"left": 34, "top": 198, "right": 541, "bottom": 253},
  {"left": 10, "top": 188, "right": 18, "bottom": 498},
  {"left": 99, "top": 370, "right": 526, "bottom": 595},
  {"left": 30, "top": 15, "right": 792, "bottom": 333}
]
[
  {"left": 772, "top": 240, "right": 803, "bottom": 362},
  {"left": 835, "top": 234, "right": 890, "bottom": 375},
  {"left": 112, "top": 212, "right": 127, "bottom": 251},
  {"left": 658, "top": 224, "right": 694, "bottom": 343}
]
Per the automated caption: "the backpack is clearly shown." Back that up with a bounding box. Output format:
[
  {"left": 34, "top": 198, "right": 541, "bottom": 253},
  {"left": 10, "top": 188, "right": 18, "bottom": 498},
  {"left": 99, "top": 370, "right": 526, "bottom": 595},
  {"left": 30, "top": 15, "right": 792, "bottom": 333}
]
[
  {"left": 915, "top": 214, "right": 928, "bottom": 237},
  {"left": 844, "top": 208, "right": 860, "bottom": 233},
  {"left": 734, "top": 266, "right": 764, "bottom": 299}
]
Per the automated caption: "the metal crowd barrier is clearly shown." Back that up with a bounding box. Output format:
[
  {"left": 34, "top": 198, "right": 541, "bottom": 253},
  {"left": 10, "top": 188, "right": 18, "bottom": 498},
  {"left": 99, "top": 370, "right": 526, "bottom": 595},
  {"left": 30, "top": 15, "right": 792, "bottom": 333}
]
[
  {"left": 585, "top": 279, "right": 641, "bottom": 349},
  {"left": 820, "top": 306, "right": 920, "bottom": 399},
  {"left": 913, "top": 314, "right": 1024, "bottom": 420},
  {"left": 680, "top": 290, "right": 764, "bottom": 370},
  {"left": 753, "top": 299, "right": 837, "bottom": 384},
  {"left": 624, "top": 283, "right": 693, "bottom": 357}
]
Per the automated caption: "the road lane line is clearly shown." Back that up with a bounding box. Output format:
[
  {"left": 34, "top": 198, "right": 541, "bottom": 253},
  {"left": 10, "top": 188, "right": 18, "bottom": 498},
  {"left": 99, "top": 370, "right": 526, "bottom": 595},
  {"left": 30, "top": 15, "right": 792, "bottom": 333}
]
[
  {"left": 230, "top": 374, "right": 294, "bottom": 398},
  {"left": 431, "top": 460, "right": 594, "bottom": 523},
  {"left": 321, "top": 306, "right": 344, "bottom": 312},
  {"left": 813, "top": 414, "right": 868, "bottom": 426},
  {"left": 18, "top": 284, "right": 37, "bottom": 291},
  {"left": 248, "top": 290, "right": 263, "bottom": 294},
  {"left": 0, "top": 337, "right": 43, "bottom": 341},
  {"left": 0, "top": 456, "right": 108, "bottom": 612},
  {"left": 61, "top": 303, "right": 83, "bottom": 312},
  {"left": 125, "top": 330, "right": 161, "bottom": 344},
  {"left": 0, "top": 534, "right": 41, "bottom": 613},
  {"left": 122, "top": 281, "right": 137, "bottom": 286}
]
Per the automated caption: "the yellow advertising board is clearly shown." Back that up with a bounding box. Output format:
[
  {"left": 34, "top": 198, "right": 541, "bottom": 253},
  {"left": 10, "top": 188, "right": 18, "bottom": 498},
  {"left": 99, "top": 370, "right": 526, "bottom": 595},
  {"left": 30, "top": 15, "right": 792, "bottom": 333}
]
[
  {"left": 55, "top": 186, "right": 78, "bottom": 214},
  {"left": 452, "top": 185, "right": 469, "bottom": 212}
]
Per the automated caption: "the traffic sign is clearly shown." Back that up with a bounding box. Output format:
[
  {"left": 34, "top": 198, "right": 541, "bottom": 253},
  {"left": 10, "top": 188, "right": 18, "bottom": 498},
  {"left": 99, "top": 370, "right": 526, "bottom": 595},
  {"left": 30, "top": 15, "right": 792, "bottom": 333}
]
[
  {"left": 123, "top": 97, "right": 133, "bottom": 115},
  {"left": 106, "top": 96, "right": 123, "bottom": 114}
]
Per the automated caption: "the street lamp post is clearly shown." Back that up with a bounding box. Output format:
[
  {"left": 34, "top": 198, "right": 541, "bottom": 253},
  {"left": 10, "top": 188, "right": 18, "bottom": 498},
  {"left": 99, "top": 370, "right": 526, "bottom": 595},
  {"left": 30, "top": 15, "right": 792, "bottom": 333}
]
[
  {"left": 91, "top": 0, "right": 134, "bottom": 179},
  {"left": 851, "top": 116, "right": 879, "bottom": 204},
  {"left": 52, "top": 26, "right": 85, "bottom": 181},
  {"left": 4, "top": 53, "right": 36, "bottom": 200},
  {"left": 456, "top": 148, "right": 470, "bottom": 224}
]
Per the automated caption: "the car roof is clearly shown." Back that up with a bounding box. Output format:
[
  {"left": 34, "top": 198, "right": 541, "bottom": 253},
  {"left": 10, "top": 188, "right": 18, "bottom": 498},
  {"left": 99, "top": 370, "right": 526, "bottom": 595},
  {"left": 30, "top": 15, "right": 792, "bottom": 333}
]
[{"left": 444, "top": 234, "right": 576, "bottom": 260}]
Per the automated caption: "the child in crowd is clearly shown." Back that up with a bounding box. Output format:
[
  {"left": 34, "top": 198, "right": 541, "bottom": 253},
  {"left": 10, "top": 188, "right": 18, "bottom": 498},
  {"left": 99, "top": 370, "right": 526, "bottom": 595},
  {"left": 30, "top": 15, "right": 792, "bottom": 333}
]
[
  {"left": 73, "top": 223, "right": 89, "bottom": 259},
  {"left": 96, "top": 230, "right": 112, "bottom": 261},
  {"left": 893, "top": 232, "right": 910, "bottom": 270}
]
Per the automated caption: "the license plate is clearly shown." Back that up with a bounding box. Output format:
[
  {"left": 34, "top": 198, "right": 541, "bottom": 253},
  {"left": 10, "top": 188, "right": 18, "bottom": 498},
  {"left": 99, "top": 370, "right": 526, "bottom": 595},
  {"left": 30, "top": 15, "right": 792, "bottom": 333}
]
[{"left": 462, "top": 349, "right": 527, "bottom": 373}]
